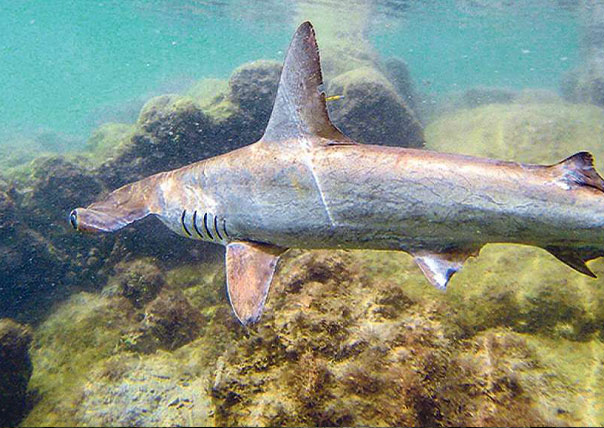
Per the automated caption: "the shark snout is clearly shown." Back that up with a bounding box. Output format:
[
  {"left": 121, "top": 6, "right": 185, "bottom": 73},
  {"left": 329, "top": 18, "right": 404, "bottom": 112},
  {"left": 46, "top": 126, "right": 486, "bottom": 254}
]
[{"left": 68, "top": 207, "right": 115, "bottom": 233}]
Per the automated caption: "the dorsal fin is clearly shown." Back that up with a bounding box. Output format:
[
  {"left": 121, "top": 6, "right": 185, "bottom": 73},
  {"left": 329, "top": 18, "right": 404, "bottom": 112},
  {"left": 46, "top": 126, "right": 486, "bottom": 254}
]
[
  {"left": 551, "top": 151, "right": 604, "bottom": 192},
  {"left": 261, "top": 21, "right": 353, "bottom": 145}
]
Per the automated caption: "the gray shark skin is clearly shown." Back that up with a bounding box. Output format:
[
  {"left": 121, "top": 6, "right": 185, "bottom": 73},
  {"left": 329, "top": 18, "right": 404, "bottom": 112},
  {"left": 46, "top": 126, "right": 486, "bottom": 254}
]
[{"left": 70, "top": 22, "right": 604, "bottom": 325}]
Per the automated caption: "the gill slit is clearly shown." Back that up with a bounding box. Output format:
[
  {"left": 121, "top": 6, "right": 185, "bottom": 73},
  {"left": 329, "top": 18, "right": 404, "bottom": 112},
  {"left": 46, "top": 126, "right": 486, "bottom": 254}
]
[
  {"left": 214, "top": 215, "right": 223, "bottom": 241},
  {"left": 192, "top": 210, "right": 204, "bottom": 239},
  {"left": 203, "top": 213, "right": 214, "bottom": 240},
  {"left": 222, "top": 218, "right": 230, "bottom": 238},
  {"left": 181, "top": 210, "right": 192, "bottom": 237}
]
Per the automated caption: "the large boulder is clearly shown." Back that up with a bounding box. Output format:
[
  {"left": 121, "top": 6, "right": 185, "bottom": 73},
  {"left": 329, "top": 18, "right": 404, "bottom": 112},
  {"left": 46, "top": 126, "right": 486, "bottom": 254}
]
[
  {"left": 327, "top": 67, "right": 424, "bottom": 148},
  {"left": 425, "top": 102, "right": 604, "bottom": 166},
  {"left": 227, "top": 60, "right": 281, "bottom": 123}
]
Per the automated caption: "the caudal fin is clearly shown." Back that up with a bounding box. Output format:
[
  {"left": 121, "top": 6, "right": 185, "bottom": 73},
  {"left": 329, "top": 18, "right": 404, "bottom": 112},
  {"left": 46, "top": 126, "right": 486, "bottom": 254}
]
[{"left": 69, "top": 176, "right": 160, "bottom": 233}]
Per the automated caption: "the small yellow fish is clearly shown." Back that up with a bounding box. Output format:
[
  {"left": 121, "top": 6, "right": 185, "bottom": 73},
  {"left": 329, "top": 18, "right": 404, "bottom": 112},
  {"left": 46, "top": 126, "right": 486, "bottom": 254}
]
[{"left": 325, "top": 94, "right": 344, "bottom": 102}]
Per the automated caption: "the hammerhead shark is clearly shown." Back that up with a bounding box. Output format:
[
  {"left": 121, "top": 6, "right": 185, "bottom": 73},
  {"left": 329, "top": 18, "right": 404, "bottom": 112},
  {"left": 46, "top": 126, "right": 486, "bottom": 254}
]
[{"left": 71, "top": 22, "right": 604, "bottom": 325}]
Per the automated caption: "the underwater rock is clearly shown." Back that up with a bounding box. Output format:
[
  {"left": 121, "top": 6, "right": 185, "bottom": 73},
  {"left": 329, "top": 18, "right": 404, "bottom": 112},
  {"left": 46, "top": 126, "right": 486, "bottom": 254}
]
[
  {"left": 95, "top": 68, "right": 272, "bottom": 190},
  {"left": 23, "top": 292, "right": 134, "bottom": 426},
  {"left": 228, "top": 60, "right": 281, "bottom": 123},
  {"left": 438, "top": 330, "right": 560, "bottom": 426},
  {"left": 5, "top": 155, "right": 114, "bottom": 318},
  {"left": 0, "top": 224, "right": 70, "bottom": 321},
  {"left": 72, "top": 352, "right": 214, "bottom": 427},
  {"left": 0, "top": 188, "right": 17, "bottom": 231},
  {"left": 208, "top": 250, "right": 571, "bottom": 427},
  {"left": 109, "top": 95, "right": 217, "bottom": 184},
  {"left": 327, "top": 67, "right": 424, "bottom": 148},
  {"left": 104, "top": 258, "right": 166, "bottom": 308},
  {"left": 85, "top": 122, "right": 136, "bottom": 162},
  {"left": 425, "top": 102, "right": 604, "bottom": 166},
  {"left": 381, "top": 57, "right": 420, "bottom": 114},
  {"left": 125, "top": 289, "right": 205, "bottom": 353},
  {"left": 0, "top": 319, "right": 33, "bottom": 427},
  {"left": 561, "top": 65, "right": 604, "bottom": 108},
  {"left": 24, "top": 250, "right": 604, "bottom": 426},
  {"left": 25, "top": 155, "right": 104, "bottom": 221},
  {"left": 185, "top": 78, "right": 229, "bottom": 109}
]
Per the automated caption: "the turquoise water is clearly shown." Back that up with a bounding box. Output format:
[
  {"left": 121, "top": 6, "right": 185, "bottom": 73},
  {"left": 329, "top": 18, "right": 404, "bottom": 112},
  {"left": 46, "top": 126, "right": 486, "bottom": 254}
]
[
  {"left": 3, "top": 2, "right": 604, "bottom": 427},
  {"left": 1, "top": 0, "right": 579, "bottom": 145}
]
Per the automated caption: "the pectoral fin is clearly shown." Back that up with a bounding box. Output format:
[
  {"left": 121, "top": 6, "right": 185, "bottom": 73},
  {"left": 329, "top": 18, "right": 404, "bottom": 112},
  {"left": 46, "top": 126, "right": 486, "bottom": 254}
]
[
  {"left": 225, "top": 241, "right": 286, "bottom": 325},
  {"left": 413, "top": 249, "right": 478, "bottom": 290}
]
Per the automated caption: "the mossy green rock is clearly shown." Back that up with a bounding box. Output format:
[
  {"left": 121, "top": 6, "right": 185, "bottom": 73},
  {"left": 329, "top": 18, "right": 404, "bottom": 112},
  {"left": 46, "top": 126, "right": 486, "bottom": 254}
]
[
  {"left": 24, "top": 292, "right": 134, "bottom": 426},
  {"left": 327, "top": 67, "right": 424, "bottom": 148},
  {"left": 425, "top": 102, "right": 604, "bottom": 166},
  {"left": 104, "top": 258, "right": 166, "bottom": 308},
  {"left": 22, "top": 247, "right": 604, "bottom": 426}
]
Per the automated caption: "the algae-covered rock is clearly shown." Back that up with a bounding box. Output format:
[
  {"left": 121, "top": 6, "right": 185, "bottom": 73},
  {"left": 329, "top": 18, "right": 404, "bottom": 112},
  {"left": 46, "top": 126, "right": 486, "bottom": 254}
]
[
  {"left": 24, "top": 292, "right": 134, "bottom": 426},
  {"left": 0, "top": 188, "right": 17, "bottom": 231},
  {"left": 439, "top": 330, "right": 560, "bottom": 426},
  {"left": 208, "top": 250, "right": 572, "bottom": 427},
  {"left": 327, "top": 67, "right": 424, "bottom": 148},
  {"left": 228, "top": 60, "right": 281, "bottom": 122},
  {"left": 24, "top": 261, "right": 228, "bottom": 427},
  {"left": 425, "top": 102, "right": 604, "bottom": 166},
  {"left": 0, "top": 223, "right": 70, "bottom": 321},
  {"left": 21, "top": 155, "right": 105, "bottom": 229},
  {"left": 381, "top": 57, "right": 421, "bottom": 116},
  {"left": 104, "top": 258, "right": 166, "bottom": 308},
  {"left": 0, "top": 319, "right": 33, "bottom": 427},
  {"left": 72, "top": 351, "right": 214, "bottom": 426},
  {"left": 186, "top": 78, "right": 229, "bottom": 109},
  {"left": 22, "top": 248, "right": 604, "bottom": 426},
  {"left": 85, "top": 122, "right": 136, "bottom": 163},
  {"left": 123, "top": 289, "right": 205, "bottom": 353}
]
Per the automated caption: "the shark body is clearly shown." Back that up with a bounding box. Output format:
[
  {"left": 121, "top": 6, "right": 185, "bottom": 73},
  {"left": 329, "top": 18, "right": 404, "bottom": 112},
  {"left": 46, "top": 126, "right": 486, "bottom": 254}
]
[{"left": 71, "top": 22, "right": 604, "bottom": 324}]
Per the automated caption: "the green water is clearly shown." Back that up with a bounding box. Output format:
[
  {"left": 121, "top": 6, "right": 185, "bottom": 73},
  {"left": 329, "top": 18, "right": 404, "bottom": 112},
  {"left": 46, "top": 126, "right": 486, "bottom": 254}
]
[{"left": 1, "top": 0, "right": 580, "bottom": 145}]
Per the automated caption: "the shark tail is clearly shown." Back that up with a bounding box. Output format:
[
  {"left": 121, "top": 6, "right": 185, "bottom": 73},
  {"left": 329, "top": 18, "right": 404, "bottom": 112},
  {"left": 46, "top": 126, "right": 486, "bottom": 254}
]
[
  {"left": 541, "top": 152, "right": 604, "bottom": 277},
  {"left": 69, "top": 175, "right": 160, "bottom": 233}
]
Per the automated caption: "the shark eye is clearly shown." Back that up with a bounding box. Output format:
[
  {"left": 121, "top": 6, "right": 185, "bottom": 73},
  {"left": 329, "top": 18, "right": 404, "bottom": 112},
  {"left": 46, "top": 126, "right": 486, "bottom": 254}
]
[{"left": 69, "top": 210, "right": 78, "bottom": 230}]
